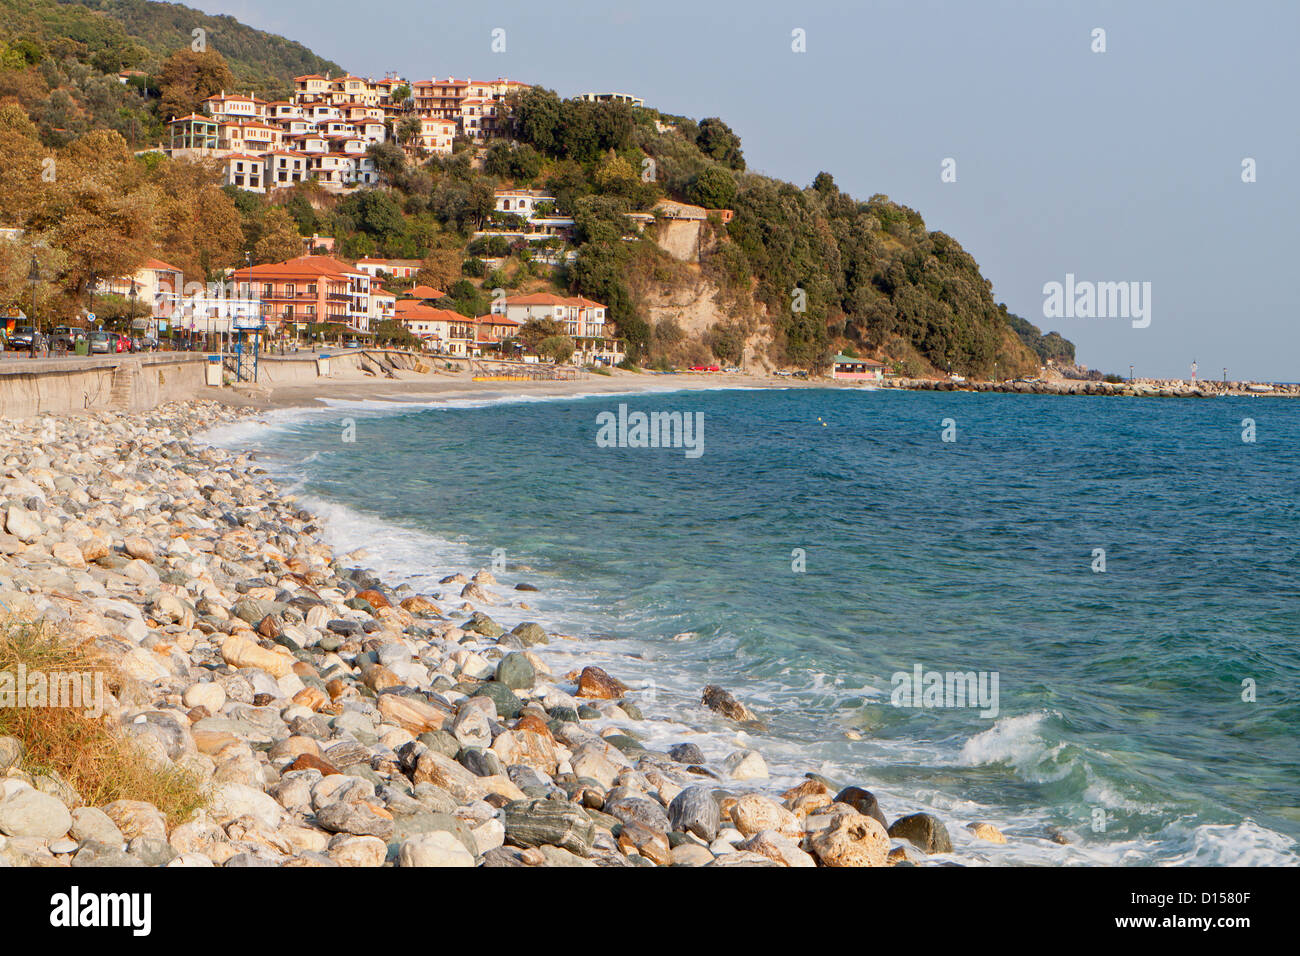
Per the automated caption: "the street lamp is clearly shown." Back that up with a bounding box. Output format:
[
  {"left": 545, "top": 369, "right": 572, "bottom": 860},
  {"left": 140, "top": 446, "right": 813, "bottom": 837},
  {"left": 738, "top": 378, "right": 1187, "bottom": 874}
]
[
  {"left": 27, "top": 254, "right": 40, "bottom": 333},
  {"left": 129, "top": 279, "right": 139, "bottom": 337},
  {"left": 1129, "top": 364, "right": 1134, "bottom": 383}
]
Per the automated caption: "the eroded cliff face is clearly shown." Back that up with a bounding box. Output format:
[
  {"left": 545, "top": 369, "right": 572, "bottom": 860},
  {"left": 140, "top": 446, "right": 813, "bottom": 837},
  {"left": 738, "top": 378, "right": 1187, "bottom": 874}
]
[{"left": 627, "top": 250, "right": 774, "bottom": 370}]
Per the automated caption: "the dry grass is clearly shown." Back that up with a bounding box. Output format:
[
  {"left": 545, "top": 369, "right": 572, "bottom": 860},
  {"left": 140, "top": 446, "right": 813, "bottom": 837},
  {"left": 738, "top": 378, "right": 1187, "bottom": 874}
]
[{"left": 0, "top": 616, "right": 207, "bottom": 826}]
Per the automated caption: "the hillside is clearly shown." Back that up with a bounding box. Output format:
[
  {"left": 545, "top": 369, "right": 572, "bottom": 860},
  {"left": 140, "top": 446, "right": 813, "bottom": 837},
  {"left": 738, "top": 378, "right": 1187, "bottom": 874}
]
[
  {"left": 0, "top": 0, "right": 1073, "bottom": 376},
  {"left": 0, "top": 0, "right": 341, "bottom": 96},
  {"left": 61, "top": 0, "right": 344, "bottom": 93}
]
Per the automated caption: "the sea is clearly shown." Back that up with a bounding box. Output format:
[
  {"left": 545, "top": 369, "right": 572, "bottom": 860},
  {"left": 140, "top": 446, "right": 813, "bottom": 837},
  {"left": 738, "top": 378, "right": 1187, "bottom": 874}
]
[{"left": 202, "top": 385, "right": 1300, "bottom": 866}]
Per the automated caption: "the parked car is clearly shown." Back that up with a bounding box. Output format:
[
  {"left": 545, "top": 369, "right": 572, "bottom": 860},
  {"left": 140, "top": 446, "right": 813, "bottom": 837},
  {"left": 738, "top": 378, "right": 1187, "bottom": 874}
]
[
  {"left": 88, "top": 330, "right": 114, "bottom": 354},
  {"left": 8, "top": 325, "right": 38, "bottom": 350},
  {"left": 49, "top": 326, "right": 86, "bottom": 353}
]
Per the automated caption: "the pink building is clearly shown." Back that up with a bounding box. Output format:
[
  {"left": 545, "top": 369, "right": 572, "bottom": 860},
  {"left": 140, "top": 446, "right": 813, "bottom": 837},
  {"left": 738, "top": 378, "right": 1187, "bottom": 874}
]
[{"left": 830, "top": 354, "right": 886, "bottom": 381}]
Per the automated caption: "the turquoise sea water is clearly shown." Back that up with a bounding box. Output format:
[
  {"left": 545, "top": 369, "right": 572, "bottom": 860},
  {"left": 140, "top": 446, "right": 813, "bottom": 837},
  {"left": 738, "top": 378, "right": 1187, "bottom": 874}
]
[{"left": 208, "top": 387, "right": 1300, "bottom": 865}]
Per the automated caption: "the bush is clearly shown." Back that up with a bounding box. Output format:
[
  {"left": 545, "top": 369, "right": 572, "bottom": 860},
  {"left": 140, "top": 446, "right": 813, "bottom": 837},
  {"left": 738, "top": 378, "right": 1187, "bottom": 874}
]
[{"left": 0, "top": 617, "right": 207, "bottom": 826}]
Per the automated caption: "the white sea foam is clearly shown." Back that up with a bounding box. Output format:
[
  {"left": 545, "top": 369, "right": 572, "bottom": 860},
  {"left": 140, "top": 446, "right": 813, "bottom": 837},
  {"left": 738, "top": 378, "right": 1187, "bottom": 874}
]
[{"left": 957, "top": 711, "right": 1065, "bottom": 774}]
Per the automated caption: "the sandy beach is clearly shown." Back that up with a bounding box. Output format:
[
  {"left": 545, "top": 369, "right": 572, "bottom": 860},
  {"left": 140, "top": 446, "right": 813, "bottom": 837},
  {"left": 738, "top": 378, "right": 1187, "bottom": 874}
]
[{"left": 234, "top": 367, "right": 805, "bottom": 411}]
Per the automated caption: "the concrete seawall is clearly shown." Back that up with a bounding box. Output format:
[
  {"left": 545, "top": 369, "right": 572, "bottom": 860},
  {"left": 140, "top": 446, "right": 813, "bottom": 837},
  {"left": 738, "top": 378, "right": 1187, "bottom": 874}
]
[
  {"left": 0, "top": 348, "right": 433, "bottom": 418},
  {"left": 0, "top": 354, "right": 208, "bottom": 417}
]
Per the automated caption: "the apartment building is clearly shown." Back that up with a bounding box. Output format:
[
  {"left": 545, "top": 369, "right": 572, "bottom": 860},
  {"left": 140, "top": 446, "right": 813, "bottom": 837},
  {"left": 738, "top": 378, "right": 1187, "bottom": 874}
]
[
  {"left": 409, "top": 76, "right": 529, "bottom": 142},
  {"left": 492, "top": 293, "right": 624, "bottom": 365},
  {"left": 494, "top": 189, "right": 555, "bottom": 219},
  {"left": 413, "top": 116, "right": 456, "bottom": 154},
  {"left": 577, "top": 92, "right": 645, "bottom": 108},
  {"left": 94, "top": 258, "right": 185, "bottom": 321},
  {"left": 473, "top": 313, "right": 521, "bottom": 348},
  {"left": 221, "top": 153, "right": 266, "bottom": 192},
  {"left": 241, "top": 255, "right": 373, "bottom": 336},
  {"left": 167, "top": 74, "right": 393, "bottom": 194},
  {"left": 203, "top": 92, "right": 269, "bottom": 123},
  {"left": 168, "top": 71, "right": 528, "bottom": 192},
  {"left": 353, "top": 258, "right": 423, "bottom": 279},
  {"left": 395, "top": 300, "right": 475, "bottom": 354}
]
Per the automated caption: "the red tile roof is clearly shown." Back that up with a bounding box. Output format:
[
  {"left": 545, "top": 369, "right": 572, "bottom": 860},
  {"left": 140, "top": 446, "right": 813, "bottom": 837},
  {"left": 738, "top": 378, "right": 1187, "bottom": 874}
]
[
  {"left": 143, "top": 257, "right": 183, "bottom": 274},
  {"left": 244, "top": 256, "right": 365, "bottom": 279},
  {"left": 403, "top": 285, "right": 446, "bottom": 300},
  {"left": 504, "top": 293, "right": 606, "bottom": 309}
]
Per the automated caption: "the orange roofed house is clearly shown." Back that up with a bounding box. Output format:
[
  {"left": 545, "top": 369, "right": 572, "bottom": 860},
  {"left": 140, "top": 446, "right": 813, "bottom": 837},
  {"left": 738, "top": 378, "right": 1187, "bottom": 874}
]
[
  {"left": 239, "top": 255, "right": 373, "bottom": 340},
  {"left": 493, "top": 293, "right": 625, "bottom": 366},
  {"left": 394, "top": 289, "right": 475, "bottom": 355}
]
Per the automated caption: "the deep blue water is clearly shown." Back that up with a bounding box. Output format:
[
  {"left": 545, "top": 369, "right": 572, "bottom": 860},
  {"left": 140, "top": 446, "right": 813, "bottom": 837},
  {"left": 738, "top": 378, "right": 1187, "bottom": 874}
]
[{"left": 211, "top": 387, "right": 1300, "bottom": 864}]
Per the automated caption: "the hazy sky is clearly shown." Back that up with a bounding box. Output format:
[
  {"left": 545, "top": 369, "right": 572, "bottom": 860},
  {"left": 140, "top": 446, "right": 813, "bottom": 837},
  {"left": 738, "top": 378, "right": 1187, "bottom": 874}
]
[{"left": 197, "top": 0, "right": 1298, "bottom": 380}]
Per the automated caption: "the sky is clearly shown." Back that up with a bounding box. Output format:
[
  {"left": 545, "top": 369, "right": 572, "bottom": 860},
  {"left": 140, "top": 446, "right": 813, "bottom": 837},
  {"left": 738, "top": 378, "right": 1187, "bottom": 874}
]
[{"left": 195, "top": 0, "right": 1298, "bottom": 381}]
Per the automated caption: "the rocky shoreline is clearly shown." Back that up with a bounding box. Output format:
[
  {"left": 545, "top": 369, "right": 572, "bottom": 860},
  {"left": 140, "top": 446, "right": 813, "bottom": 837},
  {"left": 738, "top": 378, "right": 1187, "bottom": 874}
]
[
  {"left": 880, "top": 377, "right": 1300, "bottom": 398},
  {"left": 0, "top": 401, "right": 998, "bottom": 868}
]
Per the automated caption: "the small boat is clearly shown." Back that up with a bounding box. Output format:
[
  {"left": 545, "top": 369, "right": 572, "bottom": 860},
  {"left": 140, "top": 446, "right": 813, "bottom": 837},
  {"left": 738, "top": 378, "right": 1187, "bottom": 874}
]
[{"left": 1246, "top": 384, "right": 1274, "bottom": 393}]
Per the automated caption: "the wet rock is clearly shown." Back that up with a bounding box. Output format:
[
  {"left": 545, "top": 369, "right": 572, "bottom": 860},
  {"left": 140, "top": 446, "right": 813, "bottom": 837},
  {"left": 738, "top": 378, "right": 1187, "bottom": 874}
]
[
  {"left": 809, "top": 812, "right": 890, "bottom": 867},
  {"left": 888, "top": 812, "right": 953, "bottom": 854},
  {"left": 833, "top": 785, "right": 888, "bottom": 828},
  {"left": 723, "top": 750, "right": 768, "bottom": 780},
  {"left": 967, "top": 822, "right": 1007, "bottom": 844},
  {"left": 510, "top": 621, "right": 548, "bottom": 645},
  {"left": 576, "top": 666, "right": 626, "bottom": 700},
  {"left": 495, "top": 652, "right": 536, "bottom": 690},
  {"left": 462, "top": 612, "right": 505, "bottom": 638},
  {"left": 668, "top": 787, "right": 720, "bottom": 841},
  {"left": 732, "top": 793, "right": 801, "bottom": 839},
  {"left": 701, "top": 684, "right": 757, "bottom": 722}
]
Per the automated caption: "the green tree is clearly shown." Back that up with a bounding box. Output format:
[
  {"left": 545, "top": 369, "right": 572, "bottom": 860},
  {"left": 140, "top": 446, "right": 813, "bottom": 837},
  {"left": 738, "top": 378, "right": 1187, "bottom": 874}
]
[
  {"left": 686, "top": 166, "right": 737, "bottom": 209},
  {"left": 537, "top": 334, "right": 575, "bottom": 363},
  {"left": 518, "top": 318, "right": 564, "bottom": 350},
  {"left": 511, "top": 87, "right": 563, "bottom": 152},
  {"left": 696, "top": 117, "right": 744, "bottom": 170}
]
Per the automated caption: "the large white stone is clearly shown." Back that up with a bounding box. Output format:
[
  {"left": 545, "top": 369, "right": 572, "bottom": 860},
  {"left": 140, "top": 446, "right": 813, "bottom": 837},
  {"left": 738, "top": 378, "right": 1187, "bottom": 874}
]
[{"left": 399, "top": 831, "right": 475, "bottom": 867}]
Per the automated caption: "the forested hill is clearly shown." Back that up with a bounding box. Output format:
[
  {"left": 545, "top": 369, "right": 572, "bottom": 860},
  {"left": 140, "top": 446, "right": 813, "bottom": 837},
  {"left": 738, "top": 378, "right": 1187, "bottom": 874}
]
[
  {"left": 0, "top": 0, "right": 342, "bottom": 94},
  {"left": 0, "top": 0, "right": 1076, "bottom": 376}
]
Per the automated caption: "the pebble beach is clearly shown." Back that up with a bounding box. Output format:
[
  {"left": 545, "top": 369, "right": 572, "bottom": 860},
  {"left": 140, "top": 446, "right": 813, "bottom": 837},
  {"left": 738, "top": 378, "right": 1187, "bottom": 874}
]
[{"left": 0, "top": 400, "right": 999, "bottom": 868}]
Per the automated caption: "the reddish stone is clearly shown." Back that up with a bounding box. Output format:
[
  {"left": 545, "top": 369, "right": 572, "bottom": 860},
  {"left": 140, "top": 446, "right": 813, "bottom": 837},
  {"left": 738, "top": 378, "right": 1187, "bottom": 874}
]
[
  {"left": 576, "top": 666, "right": 627, "bottom": 700},
  {"left": 288, "top": 753, "right": 340, "bottom": 776},
  {"left": 356, "top": 588, "right": 391, "bottom": 609},
  {"left": 514, "top": 713, "right": 554, "bottom": 740}
]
